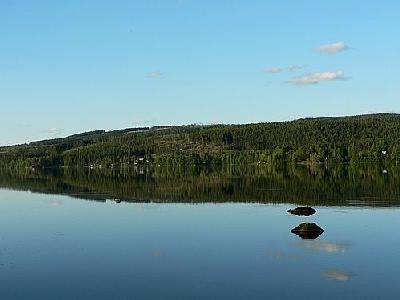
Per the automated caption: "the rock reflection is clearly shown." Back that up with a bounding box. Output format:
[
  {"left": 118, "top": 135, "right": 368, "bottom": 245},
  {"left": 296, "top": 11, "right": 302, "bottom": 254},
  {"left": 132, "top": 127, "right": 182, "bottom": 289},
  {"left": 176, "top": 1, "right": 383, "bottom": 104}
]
[
  {"left": 287, "top": 206, "right": 316, "bottom": 216},
  {"left": 291, "top": 223, "right": 324, "bottom": 239}
]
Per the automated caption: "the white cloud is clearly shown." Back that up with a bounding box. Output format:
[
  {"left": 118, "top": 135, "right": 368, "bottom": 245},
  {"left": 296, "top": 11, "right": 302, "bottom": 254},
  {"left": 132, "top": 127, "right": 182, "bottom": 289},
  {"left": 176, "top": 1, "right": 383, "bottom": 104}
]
[
  {"left": 288, "top": 71, "right": 347, "bottom": 85},
  {"left": 317, "top": 42, "right": 349, "bottom": 54},
  {"left": 147, "top": 71, "right": 163, "bottom": 78}
]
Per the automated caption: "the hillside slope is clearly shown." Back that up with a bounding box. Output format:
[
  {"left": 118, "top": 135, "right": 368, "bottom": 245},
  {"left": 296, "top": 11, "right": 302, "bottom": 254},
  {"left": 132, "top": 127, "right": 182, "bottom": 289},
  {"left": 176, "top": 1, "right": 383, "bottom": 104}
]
[{"left": 1, "top": 113, "right": 400, "bottom": 168}]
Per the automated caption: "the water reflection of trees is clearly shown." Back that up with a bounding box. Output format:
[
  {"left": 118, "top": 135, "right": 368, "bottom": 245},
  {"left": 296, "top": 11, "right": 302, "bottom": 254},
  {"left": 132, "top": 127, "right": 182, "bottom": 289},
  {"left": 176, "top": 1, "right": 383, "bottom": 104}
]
[{"left": 0, "top": 164, "right": 400, "bottom": 206}]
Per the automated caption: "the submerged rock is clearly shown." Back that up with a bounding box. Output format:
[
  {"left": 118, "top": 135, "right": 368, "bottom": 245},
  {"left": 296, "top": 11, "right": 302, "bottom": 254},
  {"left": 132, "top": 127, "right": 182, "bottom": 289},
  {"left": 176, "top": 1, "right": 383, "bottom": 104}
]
[
  {"left": 287, "top": 206, "right": 316, "bottom": 216},
  {"left": 291, "top": 223, "right": 324, "bottom": 239}
]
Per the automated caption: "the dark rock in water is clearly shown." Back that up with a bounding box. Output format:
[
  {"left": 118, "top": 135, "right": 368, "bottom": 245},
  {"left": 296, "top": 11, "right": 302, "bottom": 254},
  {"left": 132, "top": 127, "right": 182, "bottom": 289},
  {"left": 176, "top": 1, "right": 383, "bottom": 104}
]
[
  {"left": 291, "top": 223, "right": 324, "bottom": 239},
  {"left": 287, "top": 206, "right": 316, "bottom": 216},
  {"left": 114, "top": 199, "right": 122, "bottom": 203}
]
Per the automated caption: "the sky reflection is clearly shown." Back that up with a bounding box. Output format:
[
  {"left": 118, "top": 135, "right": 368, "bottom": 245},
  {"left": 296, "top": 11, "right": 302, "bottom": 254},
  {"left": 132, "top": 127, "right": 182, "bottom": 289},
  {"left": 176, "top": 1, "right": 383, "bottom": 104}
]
[{"left": 0, "top": 188, "right": 399, "bottom": 299}]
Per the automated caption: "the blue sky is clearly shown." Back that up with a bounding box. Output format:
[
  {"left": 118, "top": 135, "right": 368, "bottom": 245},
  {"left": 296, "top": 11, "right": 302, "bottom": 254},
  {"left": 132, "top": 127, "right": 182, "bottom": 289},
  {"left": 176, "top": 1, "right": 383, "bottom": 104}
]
[{"left": 1, "top": 1, "right": 400, "bottom": 145}]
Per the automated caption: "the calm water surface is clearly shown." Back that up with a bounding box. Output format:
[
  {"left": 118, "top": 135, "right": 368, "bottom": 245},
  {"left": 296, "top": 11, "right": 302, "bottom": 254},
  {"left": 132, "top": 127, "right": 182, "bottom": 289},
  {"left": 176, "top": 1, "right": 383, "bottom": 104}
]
[{"left": 0, "top": 166, "right": 399, "bottom": 299}]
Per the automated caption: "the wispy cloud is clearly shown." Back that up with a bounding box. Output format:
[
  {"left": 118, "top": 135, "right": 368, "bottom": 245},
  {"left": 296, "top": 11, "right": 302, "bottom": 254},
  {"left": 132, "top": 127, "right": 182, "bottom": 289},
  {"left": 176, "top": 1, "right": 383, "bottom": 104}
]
[
  {"left": 17, "top": 121, "right": 31, "bottom": 127},
  {"left": 264, "top": 65, "right": 302, "bottom": 74},
  {"left": 288, "top": 65, "right": 302, "bottom": 71},
  {"left": 317, "top": 42, "right": 349, "bottom": 54},
  {"left": 131, "top": 118, "right": 157, "bottom": 126},
  {"left": 321, "top": 270, "right": 353, "bottom": 281},
  {"left": 288, "top": 71, "right": 347, "bottom": 85},
  {"left": 45, "top": 128, "right": 65, "bottom": 135},
  {"left": 264, "top": 67, "right": 284, "bottom": 74},
  {"left": 147, "top": 70, "right": 163, "bottom": 78}
]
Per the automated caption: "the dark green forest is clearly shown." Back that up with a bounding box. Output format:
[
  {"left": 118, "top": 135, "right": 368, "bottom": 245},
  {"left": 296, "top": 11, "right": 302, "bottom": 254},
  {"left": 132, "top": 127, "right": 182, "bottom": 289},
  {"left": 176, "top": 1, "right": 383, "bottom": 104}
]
[{"left": 1, "top": 113, "right": 400, "bottom": 168}]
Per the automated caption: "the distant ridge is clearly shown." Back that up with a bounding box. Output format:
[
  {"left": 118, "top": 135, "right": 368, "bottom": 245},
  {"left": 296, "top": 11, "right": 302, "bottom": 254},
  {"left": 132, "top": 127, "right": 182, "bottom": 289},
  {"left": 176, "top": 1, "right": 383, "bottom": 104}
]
[
  {"left": 7, "top": 113, "right": 400, "bottom": 147},
  {"left": 297, "top": 113, "right": 400, "bottom": 121},
  {"left": 1, "top": 113, "right": 400, "bottom": 168}
]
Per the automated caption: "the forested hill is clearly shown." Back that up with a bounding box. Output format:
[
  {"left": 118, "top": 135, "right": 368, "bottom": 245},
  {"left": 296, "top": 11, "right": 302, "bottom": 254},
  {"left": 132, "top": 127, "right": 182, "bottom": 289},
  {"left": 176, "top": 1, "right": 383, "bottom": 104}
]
[{"left": 1, "top": 113, "right": 400, "bottom": 168}]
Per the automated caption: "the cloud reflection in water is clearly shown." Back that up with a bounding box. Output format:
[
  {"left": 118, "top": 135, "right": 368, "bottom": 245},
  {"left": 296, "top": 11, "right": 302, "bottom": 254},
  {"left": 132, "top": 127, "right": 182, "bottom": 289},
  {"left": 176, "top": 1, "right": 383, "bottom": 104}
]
[{"left": 321, "top": 270, "right": 353, "bottom": 281}]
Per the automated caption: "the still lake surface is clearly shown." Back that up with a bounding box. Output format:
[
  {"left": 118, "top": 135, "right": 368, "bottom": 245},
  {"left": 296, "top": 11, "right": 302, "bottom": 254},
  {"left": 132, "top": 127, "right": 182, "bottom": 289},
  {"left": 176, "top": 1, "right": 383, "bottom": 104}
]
[{"left": 0, "top": 165, "right": 399, "bottom": 299}]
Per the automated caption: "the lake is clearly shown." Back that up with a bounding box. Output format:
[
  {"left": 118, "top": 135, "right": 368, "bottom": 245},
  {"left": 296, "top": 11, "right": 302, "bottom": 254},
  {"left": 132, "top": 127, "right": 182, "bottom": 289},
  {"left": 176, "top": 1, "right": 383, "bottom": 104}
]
[{"left": 0, "top": 165, "right": 399, "bottom": 299}]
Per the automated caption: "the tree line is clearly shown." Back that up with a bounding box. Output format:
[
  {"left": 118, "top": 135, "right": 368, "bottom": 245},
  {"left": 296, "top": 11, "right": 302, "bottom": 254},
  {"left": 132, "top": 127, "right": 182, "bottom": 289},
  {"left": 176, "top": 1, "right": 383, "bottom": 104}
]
[{"left": 1, "top": 113, "right": 400, "bottom": 168}]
